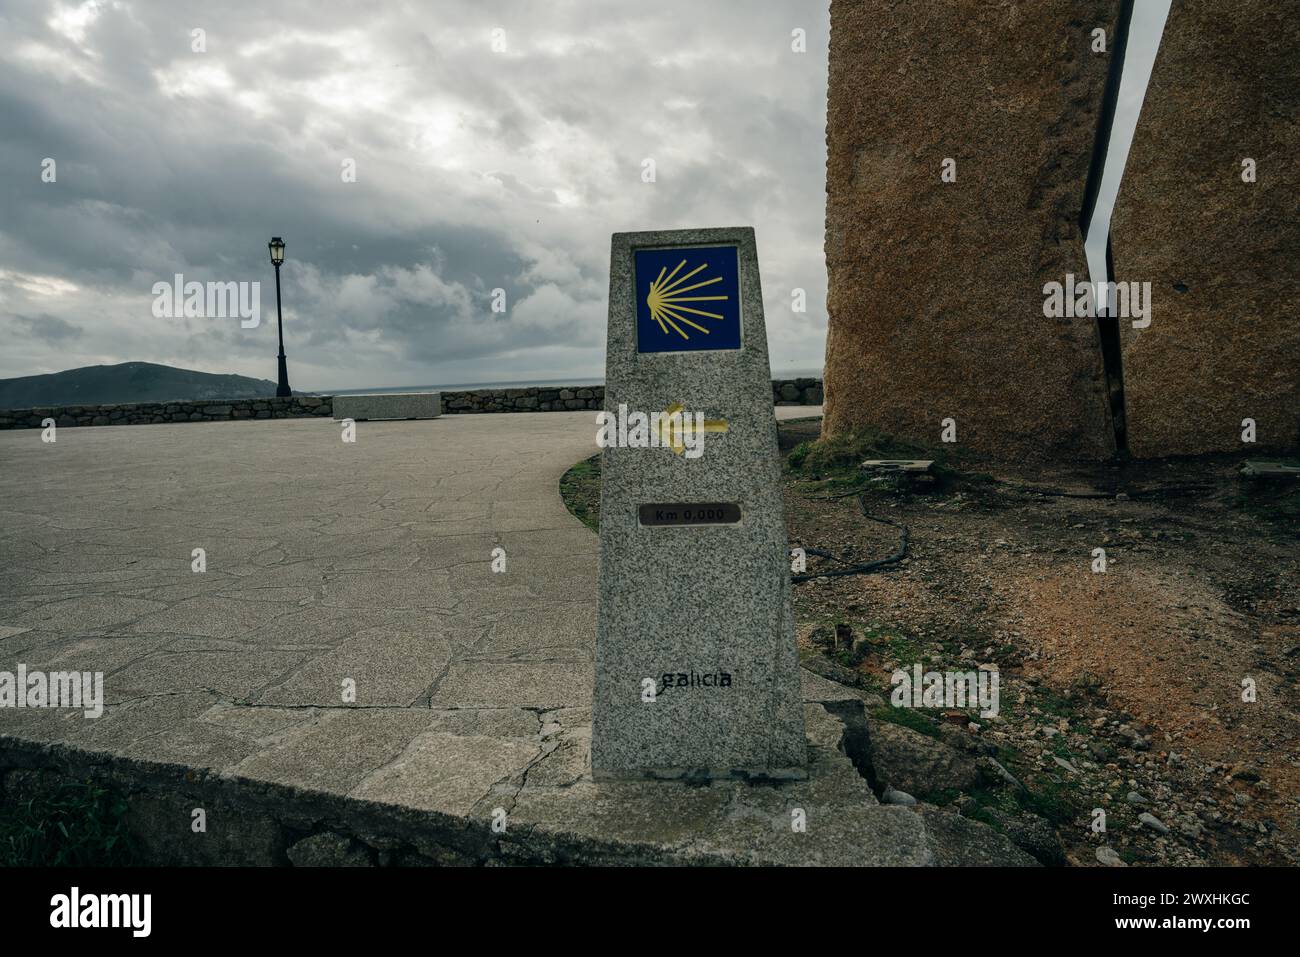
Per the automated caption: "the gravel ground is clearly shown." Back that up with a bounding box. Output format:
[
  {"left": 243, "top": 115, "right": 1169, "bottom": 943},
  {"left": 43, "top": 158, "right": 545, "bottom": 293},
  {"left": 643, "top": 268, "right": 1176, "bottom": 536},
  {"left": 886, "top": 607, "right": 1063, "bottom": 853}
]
[{"left": 781, "top": 417, "right": 1299, "bottom": 866}]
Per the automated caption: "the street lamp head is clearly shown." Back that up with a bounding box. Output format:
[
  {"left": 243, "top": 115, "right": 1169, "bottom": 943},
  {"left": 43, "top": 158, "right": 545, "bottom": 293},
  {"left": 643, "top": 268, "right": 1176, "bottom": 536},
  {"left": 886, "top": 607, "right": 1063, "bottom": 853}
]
[{"left": 268, "top": 236, "right": 285, "bottom": 265}]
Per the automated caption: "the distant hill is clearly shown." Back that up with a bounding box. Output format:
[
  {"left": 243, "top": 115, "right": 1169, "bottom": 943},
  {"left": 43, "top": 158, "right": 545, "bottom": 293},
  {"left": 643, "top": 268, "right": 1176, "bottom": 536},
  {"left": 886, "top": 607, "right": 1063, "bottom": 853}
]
[{"left": 0, "top": 362, "right": 283, "bottom": 408}]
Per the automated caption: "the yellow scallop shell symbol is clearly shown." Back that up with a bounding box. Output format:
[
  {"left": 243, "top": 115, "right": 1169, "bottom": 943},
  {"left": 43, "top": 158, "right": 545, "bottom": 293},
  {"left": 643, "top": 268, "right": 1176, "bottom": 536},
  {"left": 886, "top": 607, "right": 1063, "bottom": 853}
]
[{"left": 646, "top": 259, "right": 729, "bottom": 340}]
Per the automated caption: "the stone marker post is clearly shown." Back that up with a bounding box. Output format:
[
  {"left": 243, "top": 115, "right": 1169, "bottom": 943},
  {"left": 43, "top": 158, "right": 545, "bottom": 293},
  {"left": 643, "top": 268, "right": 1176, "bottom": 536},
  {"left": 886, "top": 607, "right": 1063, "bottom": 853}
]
[{"left": 592, "top": 227, "right": 807, "bottom": 781}]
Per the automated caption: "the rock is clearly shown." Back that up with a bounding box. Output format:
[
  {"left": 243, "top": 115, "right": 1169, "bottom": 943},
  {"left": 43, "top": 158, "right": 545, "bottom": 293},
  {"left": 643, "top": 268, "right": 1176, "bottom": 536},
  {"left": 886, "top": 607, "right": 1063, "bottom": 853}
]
[
  {"left": 867, "top": 719, "right": 984, "bottom": 796},
  {"left": 914, "top": 806, "right": 1040, "bottom": 866},
  {"left": 1089, "top": 741, "right": 1117, "bottom": 761},
  {"left": 983, "top": 807, "right": 1067, "bottom": 866},
  {"left": 126, "top": 792, "right": 285, "bottom": 865},
  {"left": 937, "top": 724, "right": 997, "bottom": 757},
  {"left": 1139, "top": 812, "right": 1170, "bottom": 835},
  {"left": 800, "top": 652, "right": 865, "bottom": 689},
  {"left": 1126, "top": 790, "right": 1149, "bottom": 805},
  {"left": 822, "top": 0, "right": 1119, "bottom": 460},
  {"left": 1096, "top": 846, "right": 1126, "bottom": 867},
  {"left": 1111, "top": 0, "right": 1300, "bottom": 457},
  {"left": 287, "top": 832, "right": 373, "bottom": 867},
  {"left": 849, "top": 635, "right": 873, "bottom": 664},
  {"left": 980, "top": 757, "right": 1024, "bottom": 790}
]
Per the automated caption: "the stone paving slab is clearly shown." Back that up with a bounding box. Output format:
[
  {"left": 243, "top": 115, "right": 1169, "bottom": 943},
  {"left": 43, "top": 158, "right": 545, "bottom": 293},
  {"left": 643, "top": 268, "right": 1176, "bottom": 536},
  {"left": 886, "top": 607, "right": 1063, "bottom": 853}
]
[{"left": 0, "top": 407, "right": 986, "bottom": 865}]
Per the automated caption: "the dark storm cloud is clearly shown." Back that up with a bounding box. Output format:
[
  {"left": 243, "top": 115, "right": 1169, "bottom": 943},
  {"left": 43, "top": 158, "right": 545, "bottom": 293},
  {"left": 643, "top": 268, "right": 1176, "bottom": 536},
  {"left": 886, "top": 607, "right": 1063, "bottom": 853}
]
[{"left": 12, "top": 312, "right": 82, "bottom": 343}]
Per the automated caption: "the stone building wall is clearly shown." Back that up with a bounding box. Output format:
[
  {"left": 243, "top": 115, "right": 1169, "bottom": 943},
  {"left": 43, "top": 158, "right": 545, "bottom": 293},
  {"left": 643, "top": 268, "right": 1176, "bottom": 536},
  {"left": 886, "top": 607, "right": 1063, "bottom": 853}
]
[
  {"left": 822, "top": 0, "right": 1120, "bottom": 460},
  {"left": 1109, "top": 0, "right": 1300, "bottom": 457}
]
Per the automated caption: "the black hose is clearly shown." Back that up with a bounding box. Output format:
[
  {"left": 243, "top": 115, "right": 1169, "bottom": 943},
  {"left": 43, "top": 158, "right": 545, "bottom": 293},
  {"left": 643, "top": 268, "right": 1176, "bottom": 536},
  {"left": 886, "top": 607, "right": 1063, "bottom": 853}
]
[{"left": 791, "top": 490, "right": 910, "bottom": 583}]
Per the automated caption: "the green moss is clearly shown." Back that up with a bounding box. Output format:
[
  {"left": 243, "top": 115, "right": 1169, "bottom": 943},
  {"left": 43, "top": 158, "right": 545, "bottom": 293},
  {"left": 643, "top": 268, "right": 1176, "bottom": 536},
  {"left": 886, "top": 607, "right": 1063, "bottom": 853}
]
[
  {"left": 880, "top": 631, "right": 923, "bottom": 666},
  {"left": 1018, "top": 776, "right": 1083, "bottom": 827},
  {"left": 786, "top": 427, "right": 931, "bottom": 479},
  {"left": 936, "top": 771, "right": 1080, "bottom": 832},
  {"left": 832, "top": 648, "right": 855, "bottom": 669},
  {"left": 1034, "top": 688, "right": 1081, "bottom": 724},
  {"left": 559, "top": 454, "right": 601, "bottom": 532},
  {"left": 870, "top": 703, "right": 942, "bottom": 740},
  {"left": 786, "top": 442, "right": 811, "bottom": 471},
  {"left": 920, "top": 787, "right": 962, "bottom": 807},
  {"left": 1050, "top": 740, "right": 1077, "bottom": 760},
  {"left": 965, "top": 804, "right": 1004, "bottom": 830}
]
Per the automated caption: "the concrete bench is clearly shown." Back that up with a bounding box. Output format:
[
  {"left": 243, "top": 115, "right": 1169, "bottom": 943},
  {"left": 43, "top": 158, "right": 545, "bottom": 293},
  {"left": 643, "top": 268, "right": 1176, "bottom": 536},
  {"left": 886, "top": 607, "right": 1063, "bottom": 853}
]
[{"left": 332, "top": 392, "right": 441, "bottom": 421}]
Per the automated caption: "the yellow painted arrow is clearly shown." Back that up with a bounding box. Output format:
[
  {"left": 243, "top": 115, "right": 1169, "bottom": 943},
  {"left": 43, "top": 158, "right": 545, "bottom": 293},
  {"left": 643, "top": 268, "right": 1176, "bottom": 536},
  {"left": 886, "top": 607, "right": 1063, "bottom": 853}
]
[{"left": 658, "top": 401, "right": 729, "bottom": 455}]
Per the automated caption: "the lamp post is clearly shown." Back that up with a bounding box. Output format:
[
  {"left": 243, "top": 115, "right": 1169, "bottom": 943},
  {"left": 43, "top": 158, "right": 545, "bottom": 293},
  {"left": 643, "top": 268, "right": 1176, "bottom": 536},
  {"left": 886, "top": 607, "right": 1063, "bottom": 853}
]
[{"left": 268, "top": 236, "right": 291, "bottom": 397}]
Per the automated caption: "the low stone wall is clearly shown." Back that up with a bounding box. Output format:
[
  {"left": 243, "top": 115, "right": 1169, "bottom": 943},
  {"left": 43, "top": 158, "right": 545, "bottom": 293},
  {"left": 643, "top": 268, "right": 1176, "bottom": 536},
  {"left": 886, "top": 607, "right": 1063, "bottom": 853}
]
[
  {"left": 0, "top": 738, "right": 696, "bottom": 866},
  {"left": 0, "top": 379, "right": 823, "bottom": 429},
  {"left": 772, "top": 377, "right": 824, "bottom": 406},
  {"left": 439, "top": 378, "right": 823, "bottom": 414},
  {"left": 0, "top": 395, "right": 332, "bottom": 429},
  {"left": 441, "top": 385, "right": 604, "bottom": 413}
]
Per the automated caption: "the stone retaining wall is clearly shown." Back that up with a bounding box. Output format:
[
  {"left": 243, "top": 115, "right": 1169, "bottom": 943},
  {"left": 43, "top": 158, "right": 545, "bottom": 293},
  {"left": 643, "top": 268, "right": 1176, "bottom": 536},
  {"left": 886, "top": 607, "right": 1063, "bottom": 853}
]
[
  {"left": 0, "top": 395, "right": 332, "bottom": 429},
  {"left": 442, "top": 385, "right": 603, "bottom": 413},
  {"left": 771, "top": 377, "right": 824, "bottom": 406},
  {"left": 433, "top": 378, "right": 823, "bottom": 413},
  {"left": 0, "top": 739, "right": 706, "bottom": 866},
  {"left": 0, "top": 379, "right": 823, "bottom": 429}
]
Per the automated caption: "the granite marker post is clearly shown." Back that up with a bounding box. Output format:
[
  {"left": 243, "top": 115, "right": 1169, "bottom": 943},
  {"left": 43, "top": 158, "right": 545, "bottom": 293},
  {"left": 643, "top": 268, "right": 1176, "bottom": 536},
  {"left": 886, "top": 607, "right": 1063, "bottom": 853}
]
[{"left": 592, "top": 227, "right": 806, "bottom": 780}]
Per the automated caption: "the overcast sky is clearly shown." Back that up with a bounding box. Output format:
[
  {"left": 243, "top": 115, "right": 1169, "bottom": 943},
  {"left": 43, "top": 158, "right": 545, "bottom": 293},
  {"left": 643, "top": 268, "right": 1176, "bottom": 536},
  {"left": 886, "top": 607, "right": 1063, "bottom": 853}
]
[
  {"left": 0, "top": 1, "right": 1166, "bottom": 392},
  {"left": 0, "top": 0, "right": 833, "bottom": 390}
]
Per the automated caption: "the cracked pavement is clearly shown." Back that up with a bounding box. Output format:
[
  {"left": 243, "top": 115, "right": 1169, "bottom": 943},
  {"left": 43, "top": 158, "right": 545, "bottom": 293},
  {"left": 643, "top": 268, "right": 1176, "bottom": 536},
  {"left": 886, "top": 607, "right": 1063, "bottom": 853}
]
[{"left": 0, "top": 408, "right": 938, "bottom": 864}]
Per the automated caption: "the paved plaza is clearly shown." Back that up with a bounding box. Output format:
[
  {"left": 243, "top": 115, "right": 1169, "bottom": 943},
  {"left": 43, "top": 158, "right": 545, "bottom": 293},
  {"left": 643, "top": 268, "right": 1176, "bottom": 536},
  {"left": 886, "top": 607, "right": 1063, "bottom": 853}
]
[{"left": 0, "top": 409, "right": 1007, "bottom": 865}]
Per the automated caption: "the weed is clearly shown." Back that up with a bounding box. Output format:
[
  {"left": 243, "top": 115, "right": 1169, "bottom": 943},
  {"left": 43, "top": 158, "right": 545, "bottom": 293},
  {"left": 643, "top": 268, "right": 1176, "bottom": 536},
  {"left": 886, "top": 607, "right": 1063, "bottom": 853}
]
[{"left": 0, "top": 779, "right": 137, "bottom": 866}]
